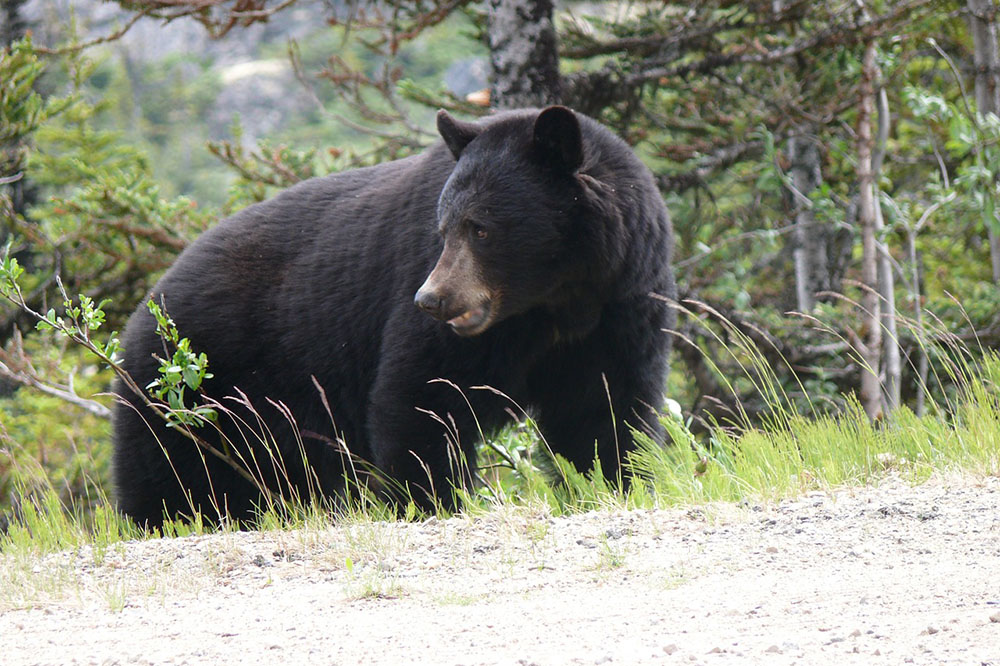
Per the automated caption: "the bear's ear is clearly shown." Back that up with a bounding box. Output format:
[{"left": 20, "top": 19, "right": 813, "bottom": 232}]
[
  {"left": 437, "top": 110, "right": 480, "bottom": 160},
  {"left": 533, "top": 106, "right": 583, "bottom": 174}
]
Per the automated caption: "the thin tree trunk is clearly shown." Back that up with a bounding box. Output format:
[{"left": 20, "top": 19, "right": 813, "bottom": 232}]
[
  {"left": 776, "top": 0, "right": 831, "bottom": 313},
  {"left": 486, "top": 0, "right": 562, "bottom": 109},
  {"left": 1, "top": 0, "right": 29, "bottom": 47},
  {"left": 873, "top": 87, "right": 900, "bottom": 413},
  {"left": 968, "top": 0, "right": 1000, "bottom": 281},
  {"left": 1, "top": 0, "right": 34, "bottom": 227},
  {"left": 906, "top": 229, "right": 930, "bottom": 416},
  {"left": 857, "top": 39, "right": 883, "bottom": 421},
  {"left": 788, "top": 130, "right": 826, "bottom": 312}
]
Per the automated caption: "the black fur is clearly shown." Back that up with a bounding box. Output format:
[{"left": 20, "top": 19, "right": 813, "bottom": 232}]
[{"left": 112, "top": 107, "right": 676, "bottom": 527}]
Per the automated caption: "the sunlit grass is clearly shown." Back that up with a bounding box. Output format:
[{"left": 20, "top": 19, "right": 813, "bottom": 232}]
[{"left": 2, "top": 329, "right": 998, "bottom": 607}]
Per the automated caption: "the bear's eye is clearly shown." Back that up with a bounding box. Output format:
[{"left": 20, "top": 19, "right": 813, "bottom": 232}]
[{"left": 470, "top": 223, "right": 488, "bottom": 241}]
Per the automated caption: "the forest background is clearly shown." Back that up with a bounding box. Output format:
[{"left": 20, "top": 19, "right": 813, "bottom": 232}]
[{"left": 2, "top": 0, "right": 999, "bottom": 526}]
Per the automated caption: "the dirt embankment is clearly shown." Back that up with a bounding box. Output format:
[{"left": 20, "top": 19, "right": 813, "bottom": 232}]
[{"left": 3, "top": 475, "right": 999, "bottom": 665}]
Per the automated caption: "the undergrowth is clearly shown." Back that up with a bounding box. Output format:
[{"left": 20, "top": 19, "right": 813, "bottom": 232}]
[
  {"left": 1, "top": 286, "right": 999, "bottom": 606},
  {"left": 2, "top": 351, "right": 997, "bottom": 561}
]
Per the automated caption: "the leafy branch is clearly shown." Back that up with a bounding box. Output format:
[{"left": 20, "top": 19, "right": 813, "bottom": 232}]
[{"left": 0, "top": 246, "right": 258, "bottom": 488}]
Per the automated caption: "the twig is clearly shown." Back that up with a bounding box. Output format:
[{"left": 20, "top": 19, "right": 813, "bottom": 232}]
[
  {"left": 91, "top": 218, "right": 189, "bottom": 251},
  {"left": 34, "top": 10, "right": 150, "bottom": 55},
  {"left": 0, "top": 356, "right": 111, "bottom": 418}
]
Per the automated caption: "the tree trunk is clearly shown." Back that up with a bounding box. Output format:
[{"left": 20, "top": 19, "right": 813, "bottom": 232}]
[
  {"left": 486, "top": 0, "right": 562, "bottom": 109},
  {"left": 1, "top": 0, "right": 29, "bottom": 47},
  {"left": 968, "top": 0, "right": 1000, "bottom": 282},
  {"left": 0, "top": 0, "right": 34, "bottom": 398},
  {"left": 874, "top": 87, "right": 900, "bottom": 413},
  {"left": 776, "top": 0, "right": 833, "bottom": 313},
  {"left": 906, "top": 230, "right": 930, "bottom": 416},
  {"left": 787, "top": 130, "right": 828, "bottom": 312},
  {"left": 857, "top": 40, "right": 883, "bottom": 421},
  {"left": 1, "top": 0, "right": 35, "bottom": 227}
]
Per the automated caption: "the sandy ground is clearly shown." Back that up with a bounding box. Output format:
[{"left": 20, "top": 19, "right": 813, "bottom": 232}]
[{"left": 2, "top": 474, "right": 999, "bottom": 666}]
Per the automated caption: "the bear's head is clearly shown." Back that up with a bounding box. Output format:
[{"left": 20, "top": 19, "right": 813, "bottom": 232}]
[{"left": 415, "top": 106, "right": 597, "bottom": 337}]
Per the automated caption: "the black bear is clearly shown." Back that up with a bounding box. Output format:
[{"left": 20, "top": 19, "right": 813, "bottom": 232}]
[{"left": 112, "top": 106, "right": 676, "bottom": 527}]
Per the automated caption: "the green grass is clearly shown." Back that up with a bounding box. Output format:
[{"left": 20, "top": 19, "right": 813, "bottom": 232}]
[
  {"left": 4, "top": 355, "right": 999, "bottom": 550},
  {"left": 464, "top": 345, "right": 1000, "bottom": 514},
  {"left": 2, "top": 344, "right": 999, "bottom": 609}
]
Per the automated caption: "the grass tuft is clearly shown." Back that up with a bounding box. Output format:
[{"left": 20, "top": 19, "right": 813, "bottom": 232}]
[{"left": 2, "top": 314, "right": 999, "bottom": 610}]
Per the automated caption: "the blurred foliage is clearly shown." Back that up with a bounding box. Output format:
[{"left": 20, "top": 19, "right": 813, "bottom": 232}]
[{"left": 0, "top": 337, "right": 112, "bottom": 519}]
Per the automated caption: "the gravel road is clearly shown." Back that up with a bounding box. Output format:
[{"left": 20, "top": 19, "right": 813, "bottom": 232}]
[{"left": 2, "top": 474, "right": 999, "bottom": 665}]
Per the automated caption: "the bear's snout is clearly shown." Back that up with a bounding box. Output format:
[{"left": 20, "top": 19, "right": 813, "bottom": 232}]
[
  {"left": 414, "top": 284, "right": 446, "bottom": 318},
  {"left": 415, "top": 266, "right": 496, "bottom": 336}
]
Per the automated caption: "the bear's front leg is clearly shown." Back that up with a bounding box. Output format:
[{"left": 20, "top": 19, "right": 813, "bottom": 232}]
[
  {"left": 528, "top": 301, "right": 671, "bottom": 484},
  {"left": 365, "top": 353, "right": 482, "bottom": 513}
]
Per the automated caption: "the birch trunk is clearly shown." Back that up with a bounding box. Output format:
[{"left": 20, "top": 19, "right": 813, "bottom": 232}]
[
  {"left": 857, "top": 40, "right": 883, "bottom": 421},
  {"left": 874, "top": 88, "right": 900, "bottom": 413},
  {"left": 788, "top": 130, "right": 827, "bottom": 312},
  {"left": 487, "top": 0, "right": 562, "bottom": 109}
]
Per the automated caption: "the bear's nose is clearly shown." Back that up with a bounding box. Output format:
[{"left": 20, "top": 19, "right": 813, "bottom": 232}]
[{"left": 414, "top": 287, "right": 445, "bottom": 318}]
